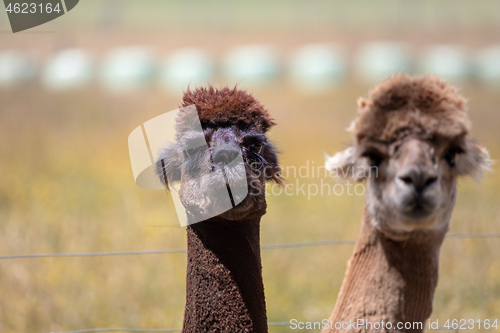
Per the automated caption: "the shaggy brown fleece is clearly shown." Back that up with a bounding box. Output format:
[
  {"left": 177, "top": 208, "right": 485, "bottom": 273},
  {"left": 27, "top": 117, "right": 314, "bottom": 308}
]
[
  {"left": 181, "top": 86, "right": 276, "bottom": 132},
  {"left": 183, "top": 217, "right": 268, "bottom": 333},
  {"left": 349, "top": 74, "right": 470, "bottom": 143},
  {"left": 165, "top": 86, "right": 277, "bottom": 333}
]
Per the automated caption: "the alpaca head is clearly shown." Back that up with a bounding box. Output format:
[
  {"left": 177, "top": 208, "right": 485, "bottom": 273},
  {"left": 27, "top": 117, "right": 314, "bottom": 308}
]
[
  {"left": 326, "top": 75, "right": 491, "bottom": 239},
  {"left": 157, "top": 86, "right": 283, "bottom": 222}
]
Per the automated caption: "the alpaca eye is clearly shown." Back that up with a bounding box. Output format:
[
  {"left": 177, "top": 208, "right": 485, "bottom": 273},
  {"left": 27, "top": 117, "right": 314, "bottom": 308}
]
[
  {"left": 444, "top": 149, "right": 457, "bottom": 167},
  {"left": 250, "top": 142, "right": 264, "bottom": 153},
  {"left": 362, "top": 151, "right": 384, "bottom": 167}
]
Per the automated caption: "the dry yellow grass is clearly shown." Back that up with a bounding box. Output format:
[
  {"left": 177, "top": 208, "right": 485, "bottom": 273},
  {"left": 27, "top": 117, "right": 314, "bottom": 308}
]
[{"left": 0, "top": 83, "right": 498, "bottom": 332}]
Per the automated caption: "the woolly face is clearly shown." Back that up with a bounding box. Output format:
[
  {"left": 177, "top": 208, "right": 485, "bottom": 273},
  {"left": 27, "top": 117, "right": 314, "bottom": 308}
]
[
  {"left": 154, "top": 86, "right": 281, "bottom": 224},
  {"left": 326, "top": 75, "right": 490, "bottom": 240},
  {"left": 157, "top": 125, "right": 281, "bottom": 222},
  {"left": 327, "top": 134, "right": 489, "bottom": 239}
]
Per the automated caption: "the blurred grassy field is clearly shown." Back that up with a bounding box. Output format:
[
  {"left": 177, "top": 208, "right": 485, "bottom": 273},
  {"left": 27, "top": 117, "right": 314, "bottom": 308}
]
[
  {"left": 1, "top": 0, "right": 500, "bottom": 332},
  {"left": 0, "top": 81, "right": 499, "bottom": 332}
]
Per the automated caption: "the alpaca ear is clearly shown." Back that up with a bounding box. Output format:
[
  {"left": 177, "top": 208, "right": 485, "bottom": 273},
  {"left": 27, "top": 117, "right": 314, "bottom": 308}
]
[
  {"left": 325, "top": 146, "right": 369, "bottom": 182},
  {"left": 266, "top": 164, "right": 286, "bottom": 187},
  {"left": 455, "top": 139, "right": 492, "bottom": 181},
  {"left": 261, "top": 142, "right": 286, "bottom": 186},
  {"left": 156, "top": 143, "right": 183, "bottom": 190}
]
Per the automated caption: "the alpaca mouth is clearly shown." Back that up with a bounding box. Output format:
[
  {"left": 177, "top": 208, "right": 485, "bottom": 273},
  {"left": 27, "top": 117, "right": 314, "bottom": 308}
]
[
  {"left": 210, "top": 162, "right": 246, "bottom": 181},
  {"left": 208, "top": 163, "right": 263, "bottom": 192},
  {"left": 199, "top": 165, "right": 252, "bottom": 208},
  {"left": 208, "top": 168, "right": 248, "bottom": 193},
  {"left": 399, "top": 198, "right": 437, "bottom": 220},
  {"left": 403, "top": 206, "right": 432, "bottom": 219},
  {"left": 204, "top": 168, "right": 263, "bottom": 220}
]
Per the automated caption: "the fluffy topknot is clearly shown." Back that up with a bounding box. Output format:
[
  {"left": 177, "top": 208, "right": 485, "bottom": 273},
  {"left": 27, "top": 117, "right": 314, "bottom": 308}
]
[
  {"left": 349, "top": 74, "right": 471, "bottom": 143},
  {"left": 180, "top": 86, "right": 276, "bottom": 132}
]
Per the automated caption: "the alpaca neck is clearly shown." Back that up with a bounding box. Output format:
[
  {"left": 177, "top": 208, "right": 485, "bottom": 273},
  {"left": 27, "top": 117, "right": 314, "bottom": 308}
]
[
  {"left": 323, "top": 209, "right": 445, "bottom": 333},
  {"left": 183, "top": 215, "right": 267, "bottom": 333}
]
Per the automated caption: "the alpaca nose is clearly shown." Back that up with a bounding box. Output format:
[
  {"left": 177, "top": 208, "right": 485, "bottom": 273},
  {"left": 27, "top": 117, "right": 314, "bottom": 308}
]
[
  {"left": 212, "top": 145, "right": 240, "bottom": 166},
  {"left": 398, "top": 167, "right": 438, "bottom": 193}
]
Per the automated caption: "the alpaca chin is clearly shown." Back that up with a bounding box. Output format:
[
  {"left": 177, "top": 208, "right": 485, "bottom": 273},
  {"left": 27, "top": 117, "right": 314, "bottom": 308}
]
[
  {"left": 179, "top": 162, "right": 267, "bottom": 222},
  {"left": 368, "top": 196, "right": 453, "bottom": 241},
  {"left": 219, "top": 184, "right": 268, "bottom": 221}
]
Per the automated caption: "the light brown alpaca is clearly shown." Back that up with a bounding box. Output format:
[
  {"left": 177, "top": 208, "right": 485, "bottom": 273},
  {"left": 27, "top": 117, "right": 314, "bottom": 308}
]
[{"left": 323, "top": 75, "right": 491, "bottom": 333}]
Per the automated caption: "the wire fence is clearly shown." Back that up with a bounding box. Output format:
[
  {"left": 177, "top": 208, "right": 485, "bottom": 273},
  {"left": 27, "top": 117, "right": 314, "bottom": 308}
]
[
  {"left": 1, "top": 233, "right": 499, "bottom": 260},
  {"left": 4, "top": 233, "right": 499, "bottom": 333}
]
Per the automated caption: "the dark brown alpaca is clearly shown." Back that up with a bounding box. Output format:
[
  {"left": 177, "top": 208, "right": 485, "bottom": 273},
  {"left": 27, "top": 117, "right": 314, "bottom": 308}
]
[
  {"left": 157, "top": 87, "right": 282, "bottom": 333},
  {"left": 323, "top": 75, "right": 491, "bottom": 333}
]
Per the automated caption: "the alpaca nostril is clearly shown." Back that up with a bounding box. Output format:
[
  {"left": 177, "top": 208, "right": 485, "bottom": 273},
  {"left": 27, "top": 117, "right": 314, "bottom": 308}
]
[
  {"left": 212, "top": 149, "right": 240, "bottom": 165},
  {"left": 400, "top": 176, "right": 413, "bottom": 185},
  {"left": 424, "top": 176, "right": 438, "bottom": 188},
  {"left": 416, "top": 174, "right": 438, "bottom": 192},
  {"left": 398, "top": 170, "right": 438, "bottom": 192}
]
